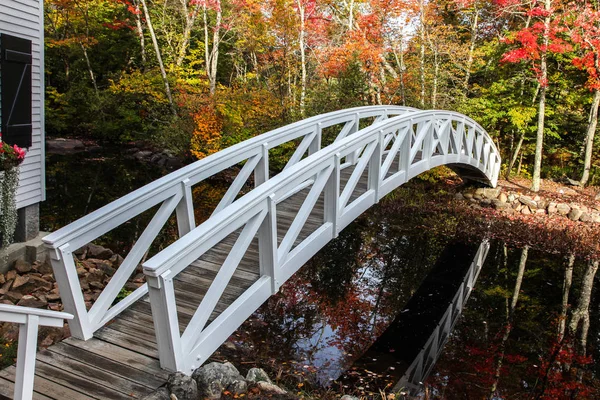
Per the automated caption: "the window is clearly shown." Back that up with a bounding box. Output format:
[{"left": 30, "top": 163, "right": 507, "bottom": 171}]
[{"left": 1, "top": 33, "right": 33, "bottom": 148}]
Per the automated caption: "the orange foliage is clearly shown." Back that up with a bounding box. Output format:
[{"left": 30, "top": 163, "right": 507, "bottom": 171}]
[{"left": 190, "top": 104, "right": 223, "bottom": 160}]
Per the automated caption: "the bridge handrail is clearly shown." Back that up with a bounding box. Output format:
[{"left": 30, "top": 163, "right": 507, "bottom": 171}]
[
  {"left": 0, "top": 304, "right": 73, "bottom": 400},
  {"left": 42, "top": 105, "right": 416, "bottom": 340},
  {"left": 141, "top": 110, "right": 501, "bottom": 372}
]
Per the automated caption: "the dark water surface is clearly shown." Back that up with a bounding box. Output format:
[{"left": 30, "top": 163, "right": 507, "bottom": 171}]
[{"left": 43, "top": 151, "right": 600, "bottom": 399}]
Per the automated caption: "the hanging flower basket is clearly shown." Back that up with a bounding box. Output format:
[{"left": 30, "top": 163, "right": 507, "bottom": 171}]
[{"left": 0, "top": 136, "right": 26, "bottom": 249}]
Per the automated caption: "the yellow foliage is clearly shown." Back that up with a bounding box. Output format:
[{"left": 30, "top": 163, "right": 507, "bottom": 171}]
[{"left": 190, "top": 104, "right": 223, "bottom": 160}]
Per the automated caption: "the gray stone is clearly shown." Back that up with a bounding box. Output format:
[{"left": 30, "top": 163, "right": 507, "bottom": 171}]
[
  {"left": 499, "top": 192, "right": 508, "bottom": 203},
  {"left": 556, "top": 203, "right": 571, "bottom": 215},
  {"left": 592, "top": 213, "right": 600, "bottom": 223},
  {"left": 568, "top": 208, "right": 583, "bottom": 221},
  {"left": 454, "top": 193, "right": 465, "bottom": 201},
  {"left": 46, "top": 138, "right": 86, "bottom": 154},
  {"left": 547, "top": 202, "right": 557, "bottom": 214},
  {"left": 536, "top": 199, "right": 548, "bottom": 210},
  {"left": 535, "top": 209, "right": 546, "bottom": 215},
  {"left": 256, "top": 381, "right": 287, "bottom": 395},
  {"left": 480, "top": 199, "right": 492, "bottom": 207},
  {"left": 14, "top": 204, "right": 40, "bottom": 243},
  {"left": 14, "top": 259, "right": 32, "bottom": 274},
  {"left": 86, "top": 244, "right": 113, "bottom": 260},
  {"left": 507, "top": 194, "right": 517, "bottom": 202},
  {"left": 193, "top": 362, "right": 244, "bottom": 399},
  {"left": 580, "top": 212, "right": 592, "bottom": 223},
  {"left": 167, "top": 372, "right": 198, "bottom": 400},
  {"left": 595, "top": 192, "right": 600, "bottom": 201},
  {"left": 521, "top": 206, "right": 531, "bottom": 215},
  {"left": 341, "top": 396, "right": 360, "bottom": 400},
  {"left": 17, "top": 295, "right": 47, "bottom": 308},
  {"left": 463, "top": 193, "right": 474, "bottom": 200},
  {"left": 482, "top": 188, "right": 501, "bottom": 199},
  {"left": 518, "top": 195, "right": 537, "bottom": 209},
  {"left": 246, "top": 368, "right": 272, "bottom": 384},
  {"left": 227, "top": 379, "right": 248, "bottom": 395},
  {"left": 140, "top": 387, "right": 170, "bottom": 400}
]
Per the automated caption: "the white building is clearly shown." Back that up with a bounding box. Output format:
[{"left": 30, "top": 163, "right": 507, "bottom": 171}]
[{"left": 1, "top": 0, "right": 45, "bottom": 243}]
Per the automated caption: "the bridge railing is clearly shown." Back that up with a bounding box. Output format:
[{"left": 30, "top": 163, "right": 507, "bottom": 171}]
[
  {"left": 42, "top": 106, "right": 416, "bottom": 340},
  {"left": 142, "top": 110, "right": 501, "bottom": 373},
  {"left": 394, "top": 239, "right": 490, "bottom": 394},
  {"left": 0, "top": 304, "right": 73, "bottom": 400}
]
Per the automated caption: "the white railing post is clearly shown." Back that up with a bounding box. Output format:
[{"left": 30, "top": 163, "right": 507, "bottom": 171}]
[
  {"left": 308, "top": 124, "right": 322, "bottom": 156},
  {"left": 47, "top": 246, "right": 93, "bottom": 339},
  {"left": 147, "top": 272, "right": 183, "bottom": 372},
  {"left": 325, "top": 154, "right": 341, "bottom": 238},
  {"left": 258, "top": 195, "right": 280, "bottom": 294},
  {"left": 176, "top": 179, "right": 195, "bottom": 237},
  {"left": 254, "top": 143, "right": 269, "bottom": 187},
  {"left": 14, "top": 314, "right": 38, "bottom": 400},
  {"left": 370, "top": 130, "right": 384, "bottom": 202}
]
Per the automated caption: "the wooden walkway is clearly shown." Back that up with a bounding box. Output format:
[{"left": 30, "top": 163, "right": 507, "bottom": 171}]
[{"left": 0, "top": 165, "right": 369, "bottom": 399}]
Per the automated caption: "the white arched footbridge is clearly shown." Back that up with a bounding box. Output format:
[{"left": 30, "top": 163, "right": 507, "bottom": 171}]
[{"left": 1, "top": 106, "right": 500, "bottom": 399}]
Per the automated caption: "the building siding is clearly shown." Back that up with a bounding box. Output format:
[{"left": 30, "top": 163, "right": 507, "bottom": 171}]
[{"left": 0, "top": 0, "right": 46, "bottom": 208}]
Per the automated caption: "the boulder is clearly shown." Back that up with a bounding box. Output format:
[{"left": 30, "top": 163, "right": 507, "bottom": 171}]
[
  {"left": 3, "top": 291, "right": 23, "bottom": 303},
  {"left": 492, "top": 200, "right": 510, "bottom": 211},
  {"left": 14, "top": 260, "right": 32, "bottom": 274},
  {"left": 17, "top": 295, "right": 47, "bottom": 308},
  {"left": 568, "top": 208, "right": 583, "bottom": 221},
  {"left": 507, "top": 193, "right": 517, "bottom": 203},
  {"left": 482, "top": 188, "right": 501, "bottom": 200},
  {"left": 167, "top": 372, "right": 198, "bottom": 400},
  {"left": 519, "top": 195, "right": 537, "bottom": 209},
  {"left": 499, "top": 192, "right": 508, "bottom": 203},
  {"left": 547, "top": 202, "right": 558, "bottom": 215},
  {"left": 341, "top": 396, "right": 360, "bottom": 400},
  {"left": 521, "top": 206, "right": 531, "bottom": 215},
  {"left": 580, "top": 212, "right": 592, "bottom": 223},
  {"left": 12, "top": 275, "right": 29, "bottom": 289},
  {"left": 592, "top": 213, "right": 600, "bottom": 223},
  {"left": 6, "top": 270, "right": 17, "bottom": 281},
  {"left": 141, "top": 387, "right": 171, "bottom": 400},
  {"left": 556, "top": 203, "right": 571, "bottom": 215},
  {"left": 193, "top": 362, "right": 245, "bottom": 399},
  {"left": 256, "top": 381, "right": 287, "bottom": 395},
  {"left": 454, "top": 193, "right": 465, "bottom": 201},
  {"left": 463, "top": 193, "right": 474, "bottom": 200},
  {"left": 246, "top": 368, "right": 272, "bottom": 384},
  {"left": 86, "top": 244, "right": 113, "bottom": 260}
]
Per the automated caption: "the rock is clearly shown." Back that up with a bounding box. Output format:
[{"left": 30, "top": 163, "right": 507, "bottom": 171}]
[
  {"left": 568, "top": 208, "right": 583, "bottom": 221},
  {"left": 556, "top": 203, "right": 571, "bottom": 215},
  {"left": 46, "top": 293, "right": 61, "bottom": 301},
  {"left": 480, "top": 199, "right": 492, "bottom": 207},
  {"left": 6, "top": 270, "right": 17, "bottom": 281},
  {"left": 86, "top": 268, "right": 105, "bottom": 283},
  {"left": 86, "top": 244, "right": 114, "bottom": 260},
  {"left": 246, "top": 368, "right": 272, "bottom": 384},
  {"left": 536, "top": 199, "right": 548, "bottom": 210},
  {"left": 12, "top": 275, "right": 29, "bottom": 289},
  {"left": 454, "top": 193, "right": 465, "bottom": 201},
  {"left": 17, "top": 295, "right": 47, "bottom": 308},
  {"left": 167, "top": 373, "right": 198, "bottom": 400},
  {"left": 558, "top": 186, "right": 578, "bottom": 196},
  {"left": 46, "top": 138, "right": 86, "bottom": 154},
  {"left": 341, "top": 396, "right": 360, "bottom": 400},
  {"left": 0, "top": 274, "right": 4, "bottom": 285},
  {"left": 3, "top": 291, "right": 23, "bottom": 303},
  {"left": 0, "top": 281, "right": 13, "bottom": 295},
  {"left": 14, "top": 260, "right": 32, "bottom": 274},
  {"left": 499, "top": 192, "right": 508, "bottom": 203},
  {"left": 89, "top": 281, "right": 105, "bottom": 290},
  {"left": 109, "top": 254, "right": 124, "bottom": 267},
  {"left": 92, "top": 260, "right": 116, "bottom": 277},
  {"left": 463, "top": 193, "right": 474, "bottom": 200},
  {"left": 36, "top": 261, "right": 54, "bottom": 275},
  {"left": 256, "top": 381, "right": 287, "bottom": 395},
  {"left": 227, "top": 380, "right": 248, "bottom": 395},
  {"left": 595, "top": 192, "right": 600, "bottom": 201},
  {"left": 133, "top": 150, "right": 153, "bottom": 160},
  {"left": 26, "top": 276, "right": 53, "bottom": 291},
  {"left": 521, "top": 206, "right": 531, "bottom": 215},
  {"left": 76, "top": 267, "right": 87, "bottom": 277},
  {"left": 507, "top": 194, "right": 517, "bottom": 202},
  {"left": 592, "top": 213, "right": 600, "bottom": 223},
  {"left": 535, "top": 209, "right": 546, "bottom": 215},
  {"left": 514, "top": 204, "right": 523, "bottom": 212},
  {"left": 141, "top": 387, "right": 171, "bottom": 400},
  {"left": 482, "top": 188, "right": 501, "bottom": 199},
  {"left": 519, "top": 195, "right": 537, "bottom": 209},
  {"left": 547, "top": 202, "right": 557, "bottom": 214},
  {"left": 475, "top": 188, "right": 485, "bottom": 196},
  {"left": 193, "top": 362, "right": 245, "bottom": 399},
  {"left": 580, "top": 212, "right": 592, "bottom": 223}
]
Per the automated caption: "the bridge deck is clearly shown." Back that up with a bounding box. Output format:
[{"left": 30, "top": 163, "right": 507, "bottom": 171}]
[{"left": 0, "top": 165, "right": 370, "bottom": 399}]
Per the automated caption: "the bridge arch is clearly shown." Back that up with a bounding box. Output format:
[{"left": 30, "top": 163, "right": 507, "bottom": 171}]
[{"left": 141, "top": 109, "right": 500, "bottom": 372}]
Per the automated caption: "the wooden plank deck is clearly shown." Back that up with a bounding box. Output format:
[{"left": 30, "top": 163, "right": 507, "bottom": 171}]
[{"left": 0, "top": 162, "right": 374, "bottom": 399}]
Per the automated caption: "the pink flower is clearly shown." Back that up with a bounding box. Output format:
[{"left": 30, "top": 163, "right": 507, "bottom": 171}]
[{"left": 12, "top": 145, "right": 26, "bottom": 161}]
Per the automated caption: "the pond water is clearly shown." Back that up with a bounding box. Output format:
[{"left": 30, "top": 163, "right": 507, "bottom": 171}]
[{"left": 42, "top": 150, "right": 600, "bottom": 399}]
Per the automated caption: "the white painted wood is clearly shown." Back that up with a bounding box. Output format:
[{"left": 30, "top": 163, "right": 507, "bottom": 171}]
[
  {"left": 0, "top": 305, "right": 72, "bottom": 400},
  {"left": 1, "top": 0, "right": 45, "bottom": 208}
]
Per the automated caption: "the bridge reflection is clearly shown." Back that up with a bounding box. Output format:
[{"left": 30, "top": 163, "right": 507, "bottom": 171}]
[{"left": 344, "top": 239, "right": 489, "bottom": 396}]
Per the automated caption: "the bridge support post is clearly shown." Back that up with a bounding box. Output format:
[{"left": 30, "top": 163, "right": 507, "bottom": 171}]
[
  {"left": 147, "top": 273, "right": 184, "bottom": 372},
  {"left": 258, "top": 195, "right": 280, "bottom": 294},
  {"left": 325, "top": 154, "right": 341, "bottom": 238},
  {"left": 175, "top": 179, "right": 195, "bottom": 237},
  {"left": 369, "top": 130, "right": 384, "bottom": 202}
]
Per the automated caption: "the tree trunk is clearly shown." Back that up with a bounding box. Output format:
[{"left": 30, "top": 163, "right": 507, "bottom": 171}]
[
  {"left": 463, "top": 6, "right": 479, "bottom": 94},
  {"left": 557, "top": 254, "right": 574, "bottom": 342},
  {"left": 568, "top": 260, "right": 598, "bottom": 353},
  {"left": 419, "top": 0, "right": 426, "bottom": 108},
  {"left": 176, "top": 1, "right": 201, "bottom": 67},
  {"left": 531, "top": 0, "right": 551, "bottom": 192},
  {"left": 139, "top": 0, "right": 177, "bottom": 115},
  {"left": 580, "top": 88, "right": 600, "bottom": 186},
  {"left": 431, "top": 48, "right": 439, "bottom": 108},
  {"left": 133, "top": 0, "right": 146, "bottom": 68},
  {"left": 297, "top": 0, "right": 307, "bottom": 117},
  {"left": 488, "top": 246, "right": 528, "bottom": 399},
  {"left": 203, "top": 4, "right": 222, "bottom": 95}
]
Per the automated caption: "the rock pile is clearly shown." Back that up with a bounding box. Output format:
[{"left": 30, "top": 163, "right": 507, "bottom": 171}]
[
  {"left": 457, "top": 187, "right": 600, "bottom": 223},
  {"left": 148, "top": 362, "right": 293, "bottom": 400}
]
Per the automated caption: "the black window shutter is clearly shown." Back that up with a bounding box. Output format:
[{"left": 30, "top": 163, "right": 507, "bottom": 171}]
[{"left": 1, "top": 34, "right": 33, "bottom": 148}]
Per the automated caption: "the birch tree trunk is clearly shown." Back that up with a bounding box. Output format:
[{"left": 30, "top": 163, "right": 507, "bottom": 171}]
[
  {"left": 568, "top": 259, "right": 599, "bottom": 355},
  {"left": 203, "top": 4, "right": 222, "bottom": 95},
  {"left": 580, "top": 87, "right": 600, "bottom": 186},
  {"left": 133, "top": 0, "right": 146, "bottom": 67},
  {"left": 531, "top": 0, "right": 552, "bottom": 192},
  {"left": 419, "top": 0, "right": 426, "bottom": 108},
  {"left": 463, "top": 6, "right": 479, "bottom": 94},
  {"left": 297, "top": 0, "right": 307, "bottom": 117},
  {"left": 557, "top": 254, "right": 574, "bottom": 342},
  {"left": 139, "top": 0, "right": 177, "bottom": 115},
  {"left": 176, "top": 0, "right": 201, "bottom": 67}
]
